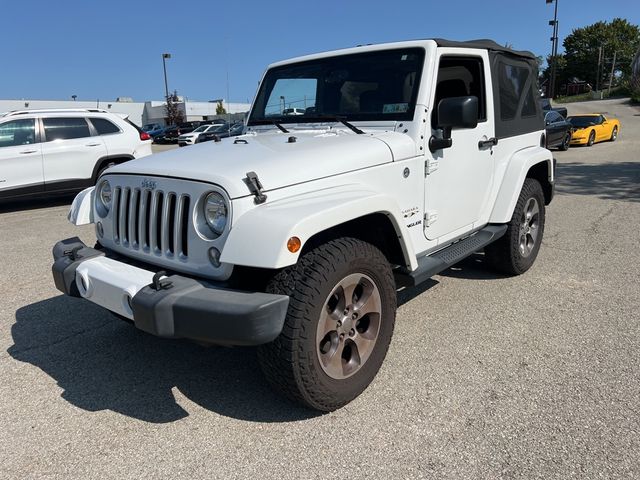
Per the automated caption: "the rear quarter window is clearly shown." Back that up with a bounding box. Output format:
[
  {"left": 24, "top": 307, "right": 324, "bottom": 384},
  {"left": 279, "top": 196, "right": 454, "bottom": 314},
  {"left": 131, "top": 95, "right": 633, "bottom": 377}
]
[{"left": 89, "top": 117, "right": 121, "bottom": 135}]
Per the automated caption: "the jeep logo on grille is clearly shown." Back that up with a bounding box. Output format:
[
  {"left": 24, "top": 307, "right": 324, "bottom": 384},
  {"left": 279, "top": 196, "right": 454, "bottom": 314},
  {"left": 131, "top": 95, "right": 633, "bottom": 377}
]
[{"left": 141, "top": 179, "right": 157, "bottom": 190}]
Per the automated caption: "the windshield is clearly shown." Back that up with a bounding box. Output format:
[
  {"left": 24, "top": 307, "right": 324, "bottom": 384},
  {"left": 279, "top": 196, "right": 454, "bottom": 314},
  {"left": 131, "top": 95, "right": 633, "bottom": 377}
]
[
  {"left": 193, "top": 125, "right": 209, "bottom": 132},
  {"left": 568, "top": 116, "right": 599, "bottom": 128},
  {"left": 248, "top": 47, "right": 425, "bottom": 125}
]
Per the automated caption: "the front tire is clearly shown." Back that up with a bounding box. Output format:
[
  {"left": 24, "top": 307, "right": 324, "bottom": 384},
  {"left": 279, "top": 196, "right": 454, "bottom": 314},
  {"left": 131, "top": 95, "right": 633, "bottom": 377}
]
[
  {"left": 485, "top": 178, "right": 546, "bottom": 275},
  {"left": 258, "top": 237, "right": 397, "bottom": 411},
  {"left": 587, "top": 130, "right": 595, "bottom": 146},
  {"left": 610, "top": 126, "right": 618, "bottom": 141}
]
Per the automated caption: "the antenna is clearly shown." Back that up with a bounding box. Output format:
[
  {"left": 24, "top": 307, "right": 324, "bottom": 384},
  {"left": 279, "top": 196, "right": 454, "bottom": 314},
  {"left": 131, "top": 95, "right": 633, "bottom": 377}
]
[{"left": 225, "top": 37, "right": 231, "bottom": 134}]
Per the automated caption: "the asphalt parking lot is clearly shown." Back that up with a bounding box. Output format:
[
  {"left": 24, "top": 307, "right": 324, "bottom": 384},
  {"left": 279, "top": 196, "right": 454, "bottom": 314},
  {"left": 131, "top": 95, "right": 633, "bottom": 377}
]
[{"left": 0, "top": 98, "right": 638, "bottom": 479}]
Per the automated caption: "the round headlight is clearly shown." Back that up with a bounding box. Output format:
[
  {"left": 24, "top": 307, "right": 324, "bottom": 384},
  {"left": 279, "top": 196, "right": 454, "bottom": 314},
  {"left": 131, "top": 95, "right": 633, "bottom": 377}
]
[
  {"left": 203, "top": 192, "right": 228, "bottom": 236},
  {"left": 96, "top": 180, "right": 112, "bottom": 216}
]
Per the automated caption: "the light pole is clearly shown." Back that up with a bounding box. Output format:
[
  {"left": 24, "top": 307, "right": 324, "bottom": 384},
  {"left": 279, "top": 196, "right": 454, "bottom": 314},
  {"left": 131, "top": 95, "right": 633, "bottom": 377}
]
[
  {"left": 546, "top": 0, "right": 559, "bottom": 98},
  {"left": 280, "top": 95, "right": 285, "bottom": 112},
  {"left": 162, "top": 53, "right": 172, "bottom": 101}
]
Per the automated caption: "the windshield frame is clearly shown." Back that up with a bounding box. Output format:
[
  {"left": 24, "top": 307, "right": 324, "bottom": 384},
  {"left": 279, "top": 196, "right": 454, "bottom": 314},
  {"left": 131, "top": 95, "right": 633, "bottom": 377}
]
[{"left": 248, "top": 47, "right": 426, "bottom": 126}]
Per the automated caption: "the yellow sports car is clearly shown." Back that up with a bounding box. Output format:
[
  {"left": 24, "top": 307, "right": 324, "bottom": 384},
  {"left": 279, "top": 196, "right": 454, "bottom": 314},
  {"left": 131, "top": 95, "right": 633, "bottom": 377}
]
[{"left": 567, "top": 114, "right": 621, "bottom": 146}]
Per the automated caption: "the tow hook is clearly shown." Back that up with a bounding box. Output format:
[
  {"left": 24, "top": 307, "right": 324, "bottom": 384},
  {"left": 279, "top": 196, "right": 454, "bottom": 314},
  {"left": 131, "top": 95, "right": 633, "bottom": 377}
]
[
  {"left": 63, "top": 245, "right": 84, "bottom": 261},
  {"left": 151, "top": 271, "right": 173, "bottom": 291}
]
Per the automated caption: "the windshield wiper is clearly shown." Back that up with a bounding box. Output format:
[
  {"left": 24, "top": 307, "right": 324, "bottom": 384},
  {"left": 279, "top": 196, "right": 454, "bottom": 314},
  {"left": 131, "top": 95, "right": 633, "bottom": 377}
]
[
  {"left": 249, "top": 115, "right": 364, "bottom": 134},
  {"left": 249, "top": 119, "right": 289, "bottom": 133},
  {"left": 302, "top": 115, "right": 365, "bottom": 134}
]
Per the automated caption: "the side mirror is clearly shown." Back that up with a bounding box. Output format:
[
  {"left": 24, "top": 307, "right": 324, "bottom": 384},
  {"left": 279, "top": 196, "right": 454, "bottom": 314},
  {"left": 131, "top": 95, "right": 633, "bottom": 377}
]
[{"left": 429, "top": 96, "right": 479, "bottom": 152}]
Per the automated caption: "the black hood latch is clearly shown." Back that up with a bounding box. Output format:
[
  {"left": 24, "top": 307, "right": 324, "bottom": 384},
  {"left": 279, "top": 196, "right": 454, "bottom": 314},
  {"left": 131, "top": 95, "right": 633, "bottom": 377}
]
[{"left": 243, "top": 171, "right": 267, "bottom": 204}]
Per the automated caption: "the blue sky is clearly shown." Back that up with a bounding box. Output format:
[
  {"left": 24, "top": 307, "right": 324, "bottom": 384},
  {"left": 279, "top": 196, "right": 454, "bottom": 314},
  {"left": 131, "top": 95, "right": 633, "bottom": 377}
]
[{"left": 1, "top": 0, "right": 638, "bottom": 103}]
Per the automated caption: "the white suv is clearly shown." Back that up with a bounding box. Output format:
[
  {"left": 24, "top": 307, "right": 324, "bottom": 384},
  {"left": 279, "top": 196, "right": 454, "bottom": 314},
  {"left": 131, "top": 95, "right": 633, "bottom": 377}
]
[
  {"left": 0, "top": 109, "right": 152, "bottom": 201},
  {"left": 177, "top": 122, "right": 226, "bottom": 147}
]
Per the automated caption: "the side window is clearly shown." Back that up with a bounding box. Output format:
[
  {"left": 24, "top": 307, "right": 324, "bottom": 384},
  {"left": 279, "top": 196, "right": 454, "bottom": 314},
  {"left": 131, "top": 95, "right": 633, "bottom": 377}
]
[
  {"left": 432, "top": 56, "right": 486, "bottom": 128},
  {"left": 89, "top": 117, "right": 121, "bottom": 135},
  {"left": 0, "top": 119, "right": 36, "bottom": 148},
  {"left": 497, "top": 61, "right": 537, "bottom": 120},
  {"left": 43, "top": 117, "right": 91, "bottom": 141},
  {"left": 521, "top": 85, "right": 537, "bottom": 117},
  {"left": 545, "top": 112, "right": 560, "bottom": 124}
]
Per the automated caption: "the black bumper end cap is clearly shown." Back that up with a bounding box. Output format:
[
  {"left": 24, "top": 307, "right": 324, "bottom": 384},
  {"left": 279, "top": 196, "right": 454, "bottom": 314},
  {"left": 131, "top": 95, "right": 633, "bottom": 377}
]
[
  {"left": 51, "top": 238, "right": 104, "bottom": 297},
  {"left": 132, "top": 275, "right": 290, "bottom": 346}
]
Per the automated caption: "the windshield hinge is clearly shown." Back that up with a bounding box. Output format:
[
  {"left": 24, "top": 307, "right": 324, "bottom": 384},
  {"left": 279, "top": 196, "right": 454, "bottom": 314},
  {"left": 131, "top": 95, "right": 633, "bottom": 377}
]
[
  {"left": 425, "top": 158, "right": 439, "bottom": 176},
  {"left": 243, "top": 171, "right": 267, "bottom": 204}
]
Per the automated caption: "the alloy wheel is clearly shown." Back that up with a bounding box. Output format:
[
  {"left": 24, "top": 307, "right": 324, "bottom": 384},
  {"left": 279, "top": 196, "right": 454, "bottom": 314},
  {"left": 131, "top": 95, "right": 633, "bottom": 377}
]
[
  {"left": 519, "top": 197, "right": 540, "bottom": 258},
  {"left": 316, "top": 273, "right": 382, "bottom": 379}
]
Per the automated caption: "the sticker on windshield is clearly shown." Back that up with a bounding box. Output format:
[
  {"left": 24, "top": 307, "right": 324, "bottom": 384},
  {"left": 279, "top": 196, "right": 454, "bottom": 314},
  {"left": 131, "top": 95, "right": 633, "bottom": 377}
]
[{"left": 383, "top": 103, "right": 409, "bottom": 113}]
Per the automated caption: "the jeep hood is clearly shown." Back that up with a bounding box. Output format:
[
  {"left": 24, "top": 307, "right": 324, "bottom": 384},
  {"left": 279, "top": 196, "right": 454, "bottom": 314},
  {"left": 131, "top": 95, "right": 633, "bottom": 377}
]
[{"left": 107, "top": 130, "right": 416, "bottom": 199}]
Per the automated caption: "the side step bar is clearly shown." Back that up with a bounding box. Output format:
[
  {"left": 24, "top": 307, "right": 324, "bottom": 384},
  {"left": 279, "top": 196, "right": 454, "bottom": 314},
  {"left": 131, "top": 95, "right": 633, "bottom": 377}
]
[{"left": 396, "top": 224, "right": 508, "bottom": 287}]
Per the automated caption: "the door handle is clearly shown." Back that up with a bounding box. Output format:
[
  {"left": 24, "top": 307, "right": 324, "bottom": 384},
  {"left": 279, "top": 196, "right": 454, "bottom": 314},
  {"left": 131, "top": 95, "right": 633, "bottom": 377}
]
[
  {"left": 478, "top": 137, "right": 498, "bottom": 149},
  {"left": 20, "top": 150, "right": 37, "bottom": 154},
  {"left": 85, "top": 143, "right": 101, "bottom": 147}
]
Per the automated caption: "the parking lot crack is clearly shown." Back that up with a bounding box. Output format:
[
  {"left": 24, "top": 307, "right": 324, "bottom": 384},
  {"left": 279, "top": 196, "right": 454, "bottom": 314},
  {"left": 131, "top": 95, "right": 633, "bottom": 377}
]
[
  {"left": 1, "top": 321, "right": 113, "bottom": 360},
  {"left": 588, "top": 202, "right": 619, "bottom": 235}
]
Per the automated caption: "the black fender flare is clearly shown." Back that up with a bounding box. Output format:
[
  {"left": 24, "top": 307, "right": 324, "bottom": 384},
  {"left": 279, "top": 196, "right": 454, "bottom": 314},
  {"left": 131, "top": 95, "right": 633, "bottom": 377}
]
[{"left": 92, "top": 155, "right": 135, "bottom": 182}]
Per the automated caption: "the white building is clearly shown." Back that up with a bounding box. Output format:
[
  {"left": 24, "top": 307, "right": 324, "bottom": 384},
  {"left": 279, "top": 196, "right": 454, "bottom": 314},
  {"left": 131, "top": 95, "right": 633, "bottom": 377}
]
[{"left": 0, "top": 98, "right": 251, "bottom": 127}]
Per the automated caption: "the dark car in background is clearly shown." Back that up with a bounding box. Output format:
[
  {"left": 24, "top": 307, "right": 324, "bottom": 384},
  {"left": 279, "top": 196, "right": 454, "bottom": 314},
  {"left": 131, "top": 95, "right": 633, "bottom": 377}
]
[
  {"left": 539, "top": 98, "right": 568, "bottom": 120},
  {"left": 153, "top": 126, "right": 181, "bottom": 144},
  {"left": 153, "top": 120, "right": 232, "bottom": 144},
  {"left": 196, "top": 122, "right": 245, "bottom": 143},
  {"left": 544, "top": 110, "right": 572, "bottom": 150},
  {"left": 153, "top": 122, "right": 201, "bottom": 144},
  {"left": 142, "top": 123, "right": 165, "bottom": 138}
]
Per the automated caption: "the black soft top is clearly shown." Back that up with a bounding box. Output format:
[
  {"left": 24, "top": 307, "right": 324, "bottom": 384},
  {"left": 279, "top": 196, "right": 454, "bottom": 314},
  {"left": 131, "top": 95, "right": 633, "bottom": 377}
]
[{"left": 432, "top": 38, "right": 537, "bottom": 60}]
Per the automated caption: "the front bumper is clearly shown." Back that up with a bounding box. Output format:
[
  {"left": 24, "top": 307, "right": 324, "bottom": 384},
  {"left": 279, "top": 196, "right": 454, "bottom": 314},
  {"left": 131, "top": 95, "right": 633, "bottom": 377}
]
[
  {"left": 569, "top": 130, "right": 589, "bottom": 144},
  {"left": 178, "top": 136, "right": 195, "bottom": 146},
  {"left": 51, "top": 237, "right": 289, "bottom": 346}
]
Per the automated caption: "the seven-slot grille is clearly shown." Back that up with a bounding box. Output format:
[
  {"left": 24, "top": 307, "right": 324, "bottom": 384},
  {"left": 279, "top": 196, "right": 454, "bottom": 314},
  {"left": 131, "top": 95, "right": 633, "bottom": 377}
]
[{"left": 112, "top": 186, "right": 190, "bottom": 258}]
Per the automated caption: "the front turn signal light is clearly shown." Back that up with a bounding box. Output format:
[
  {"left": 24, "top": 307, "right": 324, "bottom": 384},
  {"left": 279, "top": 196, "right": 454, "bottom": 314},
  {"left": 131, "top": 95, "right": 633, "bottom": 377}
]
[{"left": 287, "top": 236, "right": 301, "bottom": 253}]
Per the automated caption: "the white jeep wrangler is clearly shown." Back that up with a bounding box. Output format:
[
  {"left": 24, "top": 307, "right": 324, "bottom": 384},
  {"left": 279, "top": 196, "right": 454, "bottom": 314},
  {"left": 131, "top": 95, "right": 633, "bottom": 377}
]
[{"left": 52, "top": 39, "right": 554, "bottom": 411}]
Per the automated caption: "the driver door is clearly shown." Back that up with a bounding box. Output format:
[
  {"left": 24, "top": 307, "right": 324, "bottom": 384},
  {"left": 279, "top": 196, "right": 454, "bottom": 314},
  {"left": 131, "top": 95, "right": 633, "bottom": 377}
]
[{"left": 424, "top": 51, "right": 495, "bottom": 241}]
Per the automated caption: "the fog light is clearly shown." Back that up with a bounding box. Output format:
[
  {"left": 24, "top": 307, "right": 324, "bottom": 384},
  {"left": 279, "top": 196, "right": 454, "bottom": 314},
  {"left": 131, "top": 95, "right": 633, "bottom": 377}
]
[
  {"left": 287, "top": 236, "right": 301, "bottom": 253},
  {"left": 96, "top": 221, "right": 104, "bottom": 238},
  {"left": 208, "top": 247, "right": 221, "bottom": 267}
]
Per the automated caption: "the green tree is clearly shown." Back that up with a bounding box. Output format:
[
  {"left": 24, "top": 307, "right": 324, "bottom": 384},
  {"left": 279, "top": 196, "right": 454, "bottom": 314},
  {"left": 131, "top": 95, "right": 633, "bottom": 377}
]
[
  {"left": 541, "top": 53, "right": 568, "bottom": 93},
  {"left": 562, "top": 18, "right": 640, "bottom": 89},
  {"left": 216, "top": 100, "right": 227, "bottom": 115},
  {"left": 165, "top": 90, "right": 184, "bottom": 125}
]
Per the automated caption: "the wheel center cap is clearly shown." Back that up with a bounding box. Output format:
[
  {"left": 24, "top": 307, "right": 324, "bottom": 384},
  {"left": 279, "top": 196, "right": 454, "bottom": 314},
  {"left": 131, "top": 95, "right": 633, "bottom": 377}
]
[{"left": 341, "top": 316, "right": 354, "bottom": 333}]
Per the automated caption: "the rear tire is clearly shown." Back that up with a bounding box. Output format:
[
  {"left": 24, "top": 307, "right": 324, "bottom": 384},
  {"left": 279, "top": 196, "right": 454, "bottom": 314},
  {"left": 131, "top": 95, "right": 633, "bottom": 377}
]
[
  {"left": 257, "top": 237, "right": 396, "bottom": 411},
  {"left": 587, "top": 130, "right": 595, "bottom": 146},
  {"left": 485, "top": 178, "right": 546, "bottom": 275}
]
